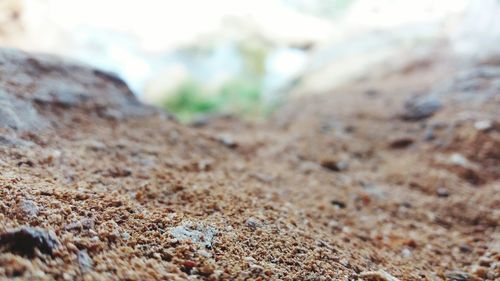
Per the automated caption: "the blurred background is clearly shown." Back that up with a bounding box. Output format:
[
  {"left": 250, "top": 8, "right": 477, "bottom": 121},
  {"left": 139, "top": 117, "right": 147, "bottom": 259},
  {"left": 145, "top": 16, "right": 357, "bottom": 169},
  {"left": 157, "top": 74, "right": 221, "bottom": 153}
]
[{"left": 1, "top": 0, "right": 499, "bottom": 121}]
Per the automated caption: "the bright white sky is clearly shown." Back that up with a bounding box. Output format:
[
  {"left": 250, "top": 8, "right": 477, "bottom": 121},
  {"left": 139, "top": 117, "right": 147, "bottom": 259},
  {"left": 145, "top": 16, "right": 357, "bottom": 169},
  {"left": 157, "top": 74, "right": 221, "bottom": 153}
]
[
  {"left": 11, "top": 0, "right": 494, "bottom": 98},
  {"left": 38, "top": 0, "right": 333, "bottom": 52},
  {"left": 25, "top": 0, "right": 469, "bottom": 53}
]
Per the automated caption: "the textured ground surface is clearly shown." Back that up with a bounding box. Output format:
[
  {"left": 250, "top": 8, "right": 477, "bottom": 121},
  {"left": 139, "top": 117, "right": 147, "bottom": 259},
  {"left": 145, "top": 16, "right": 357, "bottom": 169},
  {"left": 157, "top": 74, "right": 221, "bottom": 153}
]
[{"left": 0, "top": 48, "right": 499, "bottom": 280}]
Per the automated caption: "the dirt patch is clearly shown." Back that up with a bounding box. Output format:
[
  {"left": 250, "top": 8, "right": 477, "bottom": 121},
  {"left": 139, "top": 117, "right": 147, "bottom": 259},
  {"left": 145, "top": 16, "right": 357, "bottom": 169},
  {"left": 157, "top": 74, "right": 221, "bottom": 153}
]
[{"left": 0, "top": 48, "right": 498, "bottom": 280}]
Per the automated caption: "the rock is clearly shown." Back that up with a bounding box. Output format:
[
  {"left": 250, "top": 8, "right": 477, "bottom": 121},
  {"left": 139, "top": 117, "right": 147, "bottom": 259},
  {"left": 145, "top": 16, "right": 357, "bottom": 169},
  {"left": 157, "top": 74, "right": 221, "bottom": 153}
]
[
  {"left": 217, "top": 134, "right": 238, "bottom": 149},
  {"left": 0, "top": 48, "right": 158, "bottom": 131},
  {"left": 388, "top": 137, "right": 414, "bottom": 149},
  {"left": 436, "top": 187, "right": 450, "bottom": 198},
  {"left": 0, "top": 227, "right": 59, "bottom": 257},
  {"left": 169, "top": 221, "right": 216, "bottom": 249},
  {"left": 245, "top": 217, "right": 262, "bottom": 230},
  {"left": 0, "top": 90, "right": 46, "bottom": 130},
  {"left": 320, "top": 159, "right": 348, "bottom": 172},
  {"left": 330, "top": 200, "right": 346, "bottom": 209},
  {"left": 474, "top": 120, "right": 492, "bottom": 131},
  {"left": 400, "top": 97, "right": 442, "bottom": 121},
  {"left": 358, "top": 270, "right": 400, "bottom": 281},
  {"left": 458, "top": 244, "right": 472, "bottom": 253},
  {"left": 16, "top": 199, "right": 39, "bottom": 218},
  {"left": 449, "top": 153, "right": 470, "bottom": 168},
  {"left": 401, "top": 248, "right": 412, "bottom": 258}
]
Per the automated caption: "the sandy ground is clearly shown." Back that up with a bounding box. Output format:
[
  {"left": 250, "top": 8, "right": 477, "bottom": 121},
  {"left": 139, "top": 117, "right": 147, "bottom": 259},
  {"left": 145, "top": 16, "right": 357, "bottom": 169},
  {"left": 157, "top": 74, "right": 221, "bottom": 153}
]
[{"left": 0, "top": 48, "right": 499, "bottom": 280}]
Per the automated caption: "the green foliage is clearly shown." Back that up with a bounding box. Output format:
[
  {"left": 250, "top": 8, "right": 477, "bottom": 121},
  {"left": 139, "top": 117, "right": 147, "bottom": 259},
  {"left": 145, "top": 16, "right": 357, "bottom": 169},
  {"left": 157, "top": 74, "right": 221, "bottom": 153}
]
[
  {"left": 219, "top": 78, "right": 262, "bottom": 114},
  {"left": 161, "top": 78, "right": 267, "bottom": 122},
  {"left": 160, "top": 39, "right": 275, "bottom": 122},
  {"left": 162, "top": 81, "right": 217, "bottom": 121}
]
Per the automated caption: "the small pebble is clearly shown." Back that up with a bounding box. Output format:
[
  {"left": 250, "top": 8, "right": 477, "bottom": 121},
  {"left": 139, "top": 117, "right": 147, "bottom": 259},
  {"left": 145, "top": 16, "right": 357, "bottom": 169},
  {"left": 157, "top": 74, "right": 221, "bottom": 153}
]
[
  {"left": 459, "top": 244, "right": 472, "bottom": 253},
  {"left": 450, "top": 153, "right": 469, "bottom": 167},
  {"left": 401, "top": 248, "right": 412, "bottom": 258},
  {"left": 331, "top": 200, "right": 346, "bottom": 209},
  {"left": 320, "top": 159, "right": 348, "bottom": 172},
  {"left": 245, "top": 217, "right": 262, "bottom": 230},
  {"left": 401, "top": 97, "right": 442, "bottom": 121},
  {"left": 436, "top": 187, "right": 450, "bottom": 198},
  {"left": 217, "top": 134, "right": 238, "bottom": 149},
  {"left": 17, "top": 199, "right": 39, "bottom": 218},
  {"left": 474, "top": 120, "right": 492, "bottom": 131},
  {"left": 389, "top": 137, "right": 414, "bottom": 149}
]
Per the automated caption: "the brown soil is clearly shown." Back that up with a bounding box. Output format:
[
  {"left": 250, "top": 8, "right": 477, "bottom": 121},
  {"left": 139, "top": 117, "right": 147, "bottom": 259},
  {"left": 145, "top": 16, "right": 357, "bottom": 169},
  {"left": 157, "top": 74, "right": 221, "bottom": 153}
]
[{"left": 0, "top": 49, "right": 499, "bottom": 280}]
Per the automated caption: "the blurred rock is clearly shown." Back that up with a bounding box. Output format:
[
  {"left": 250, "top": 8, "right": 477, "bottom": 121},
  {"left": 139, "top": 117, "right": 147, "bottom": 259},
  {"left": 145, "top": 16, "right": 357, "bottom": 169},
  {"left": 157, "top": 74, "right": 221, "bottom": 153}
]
[
  {"left": 389, "top": 137, "right": 415, "bottom": 149},
  {"left": 474, "top": 120, "right": 492, "bottom": 131},
  {"left": 400, "top": 97, "right": 442, "bottom": 121},
  {"left": 0, "top": 48, "right": 160, "bottom": 131}
]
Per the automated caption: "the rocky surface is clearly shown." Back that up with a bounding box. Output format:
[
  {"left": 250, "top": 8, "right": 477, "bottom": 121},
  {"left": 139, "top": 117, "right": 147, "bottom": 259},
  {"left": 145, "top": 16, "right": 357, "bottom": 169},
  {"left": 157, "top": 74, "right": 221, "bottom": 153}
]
[
  {"left": 0, "top": 48, "right": 159, "bottom": 131},
  {"left": 0, "top": 48, "right": 499, "bottom": 280}
]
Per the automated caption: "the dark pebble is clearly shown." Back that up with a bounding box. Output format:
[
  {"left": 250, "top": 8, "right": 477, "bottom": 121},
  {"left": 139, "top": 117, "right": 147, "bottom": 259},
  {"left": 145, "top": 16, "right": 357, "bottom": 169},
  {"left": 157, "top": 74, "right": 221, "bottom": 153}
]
[
  {"left": 331, "top": 200, "right": 346, "bottom": 209},
  {"left": 389, "top": 137, "right": 414, "bottom": 149},
  {"left": 459, "top": 244, "right": 472, "bottom": 253},
  {"left": 436, "top": 187, "right": 450, "bottom": 198},
  {"left": 321, "top": 160, "right": 348, "bottom": 172},
  {"left": 0, "top": 227, "right": 59, "bottom": 257}
]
